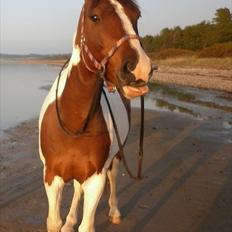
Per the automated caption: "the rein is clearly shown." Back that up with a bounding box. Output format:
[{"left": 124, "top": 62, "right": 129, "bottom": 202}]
[
  {"left": 55, "top": 58, "right": 104, "bottom": 137},
  {"left": 103, "top": 90, "right": 145, "bottom": 180}
]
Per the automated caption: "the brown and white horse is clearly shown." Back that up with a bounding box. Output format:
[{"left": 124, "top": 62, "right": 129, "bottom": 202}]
[{"left": 39, "top": 0, "right": 152, "bottom": 231}]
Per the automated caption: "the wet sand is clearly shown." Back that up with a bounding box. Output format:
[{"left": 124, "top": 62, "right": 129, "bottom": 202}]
[{"left": 0, "top": 109, "right": 232, "bottom": 232}]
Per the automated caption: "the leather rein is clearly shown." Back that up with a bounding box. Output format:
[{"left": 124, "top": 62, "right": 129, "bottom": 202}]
[{"left": 55, "top": 7, "right": 145, "bottom": 180}]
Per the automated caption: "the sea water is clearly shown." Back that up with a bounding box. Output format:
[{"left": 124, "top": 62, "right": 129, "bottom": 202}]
[{"left": 0, "top": 63, "right": 59, "bottom": 132}]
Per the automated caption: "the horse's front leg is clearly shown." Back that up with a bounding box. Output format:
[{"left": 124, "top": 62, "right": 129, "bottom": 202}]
[
  {"left": 45, "top": 175, "right": 65, "bottom": 232},
  {"left": 79, "top": 172, "right": 106, "bottom": 232},
  {"left": 107, "top": 157, "right": 122, "bottom": 224},
  {"left": 61, "top": 180, "right": 82, "bottom": 232}
]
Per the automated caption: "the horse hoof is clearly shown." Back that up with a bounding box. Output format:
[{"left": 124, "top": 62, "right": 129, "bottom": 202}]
[{"left": 110, "top": 216, "right": 122, "bottom": 225}]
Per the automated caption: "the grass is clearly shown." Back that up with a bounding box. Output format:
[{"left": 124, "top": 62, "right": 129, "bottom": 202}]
[
  {"left": 148, "top": 48, "right": 194, "bottom": 60},
  {"left": 153, "top": 56, "right": 232, "bottom": 70},
  {"left": 198, "top": 42, "right": 232, "bottom": 58}
]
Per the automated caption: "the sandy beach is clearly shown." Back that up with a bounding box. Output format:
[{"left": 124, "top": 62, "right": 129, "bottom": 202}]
[
  {"left": 0, "top": 108, "right": 232, "bottom": 232},
  {"left": 0, "top": 58, "right": 232, "bottom": 231},
  {"left": 154, "top": 66, "right": 232, "bottom": 93}
]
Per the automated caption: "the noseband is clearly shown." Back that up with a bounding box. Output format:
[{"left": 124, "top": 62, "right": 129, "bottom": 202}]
[{"left": 80, "top": 7, "right": 139, "bottom": 89}]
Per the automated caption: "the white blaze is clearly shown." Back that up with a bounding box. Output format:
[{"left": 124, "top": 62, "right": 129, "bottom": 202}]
[{"left": 109, "top": 0, "right": 151, "bottom": 81}]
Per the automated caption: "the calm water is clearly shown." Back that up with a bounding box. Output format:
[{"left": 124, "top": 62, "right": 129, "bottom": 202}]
[
  {"left": 1, "top": 63, "right": 232, "bottom": 138},
  {"left": 0, "top": 63, "right": 59, "bottom": 133}
]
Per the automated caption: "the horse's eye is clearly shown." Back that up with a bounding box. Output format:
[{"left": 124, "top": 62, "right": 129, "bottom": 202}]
[{"left": 90, "top": 15, "right": 100, "bottom": 22}]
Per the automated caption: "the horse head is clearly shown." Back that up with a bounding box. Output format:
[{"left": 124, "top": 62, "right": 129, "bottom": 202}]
[{"left": 73, "top": 0, "right": 153, "bottom": 99}]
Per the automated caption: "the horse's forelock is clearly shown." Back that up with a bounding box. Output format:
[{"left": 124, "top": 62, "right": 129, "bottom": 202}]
[
  {"left": 87, "top": 0, "right": 140, "bottom": 15},
  {"left": 117, "top": 0, "right": 140, "bottom": 15}
]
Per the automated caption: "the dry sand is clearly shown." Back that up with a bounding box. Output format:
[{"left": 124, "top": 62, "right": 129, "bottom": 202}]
[
  {"left": 0, "top": 109, "right": 232, "bottom": 232},
  {"left": 153, "top": 66, "right": 232, "bottom": 92}
]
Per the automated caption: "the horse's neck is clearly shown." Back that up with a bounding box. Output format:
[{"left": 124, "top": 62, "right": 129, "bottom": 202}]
[{"left": 59, "top": 63, "right": 101, "bottom": 131}]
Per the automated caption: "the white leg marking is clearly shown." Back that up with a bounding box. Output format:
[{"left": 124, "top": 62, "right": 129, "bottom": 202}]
[
  {"left": 61, "top": 180, "right": 83, "bottom": 232},
  {"left": 107, "top": 158, "right": 122, "bottom": 224},
  {"left": 45, "top": 176, "right": 65, "bottom": 232},
  {"left": 109, "top": 0, "right": 151, "bottom": 80},
  {"left": 79, "top": 172, "right": 106, "bottom": 232}
]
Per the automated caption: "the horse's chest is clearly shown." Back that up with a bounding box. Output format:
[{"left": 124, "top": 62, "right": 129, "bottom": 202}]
[{"left": 40, "top": 86, "right": 129, "bottom": 183}]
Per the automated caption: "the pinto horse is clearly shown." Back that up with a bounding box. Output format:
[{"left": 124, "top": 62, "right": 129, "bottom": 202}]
[{"left": 39, "top": 0, "right": 152, "bottom": 231}]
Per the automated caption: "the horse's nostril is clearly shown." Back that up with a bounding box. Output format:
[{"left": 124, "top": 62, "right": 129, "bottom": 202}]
[{"left": 124, "top": 61, "right": 136, "bottom": 73}]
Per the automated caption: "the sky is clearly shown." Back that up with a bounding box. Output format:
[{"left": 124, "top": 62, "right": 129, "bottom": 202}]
[{"left": 1, "top": 0, "right": 231, "bottom": 54}]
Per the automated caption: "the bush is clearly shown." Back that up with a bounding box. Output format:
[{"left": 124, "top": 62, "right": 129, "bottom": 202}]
[
  {"left": 148, "top": 48, "right": 195, "bottom": 60},
  {"left": 198, "top": 42, "right": 232, "bottom": 57}
]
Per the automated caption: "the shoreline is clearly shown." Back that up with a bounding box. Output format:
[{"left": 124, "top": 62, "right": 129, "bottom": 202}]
[{"left": 1, "top": 58, "right": 232, "bottom": 92}]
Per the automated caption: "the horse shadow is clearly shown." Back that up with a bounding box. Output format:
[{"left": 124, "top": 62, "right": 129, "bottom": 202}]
[{"left": 95, "top": 116, "right": 229, "bottom": 232}]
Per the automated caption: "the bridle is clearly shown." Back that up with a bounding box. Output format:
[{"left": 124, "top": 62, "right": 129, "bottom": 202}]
[
  {"left": 55, "top": 6, "right": 147, "bottom": 180},
  {"left": 80, "top": 7, "right": 140, "bottom": 91}
]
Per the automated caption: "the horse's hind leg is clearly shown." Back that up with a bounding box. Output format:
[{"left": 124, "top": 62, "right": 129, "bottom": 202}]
[
  {"left": 61, "top": 180, "right": 82, "bottom": 232},
  {"left": 107, "top": 157, "right": 122, "bottom": 224},
  {"left": 45, "top": 175, "right": 65, "bottom": 232},
  {"left": 79, "top": 172, "right": 106, "bottom": 232}
]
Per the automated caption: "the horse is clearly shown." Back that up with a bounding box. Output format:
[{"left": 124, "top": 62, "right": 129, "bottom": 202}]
[{"left": 39, "top": 0, "right": 153, "bottom": 231}]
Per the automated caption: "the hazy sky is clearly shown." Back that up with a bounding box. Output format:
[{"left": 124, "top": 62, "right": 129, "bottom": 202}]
[{"left": 1, "top": 0, "right": 231, "bottom": 54}]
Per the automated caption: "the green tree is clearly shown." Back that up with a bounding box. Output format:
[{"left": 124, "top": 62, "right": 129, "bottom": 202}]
[
  {"left": 213, "top": 8, "right": 232, "bottom": 25},
  {"left": 141, "top": 35, "right": 156, "bottom": 52},
  {"left": 172, "top": 26, "right": 183, "bottom": 48},
  {"left": 213, "top": 8, "right": 232, "bottom": 43},
  {"left": 141, "top": 7, "right": 232, "bottom": 53}
]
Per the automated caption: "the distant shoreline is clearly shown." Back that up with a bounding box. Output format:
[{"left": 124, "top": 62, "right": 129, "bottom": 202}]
[{"left": 0, "top": 57, "right": 67, "bottom": 66}]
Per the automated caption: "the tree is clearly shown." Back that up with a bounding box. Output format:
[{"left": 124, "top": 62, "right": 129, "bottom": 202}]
[
  {"left": 172, "top": 26, "right": 183, "bottom": 48},
  {"left": 140, "top": 35, "right": 156, "bottom": 52},
  {"left": 141, "top": 8, "right": 232, "bottom": 52},
  {"left": 213, "top": 8, "right": 232, "bottom": 25},
  {"left": 213, "top": 8, "right": 232, "bottom": 43}
]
